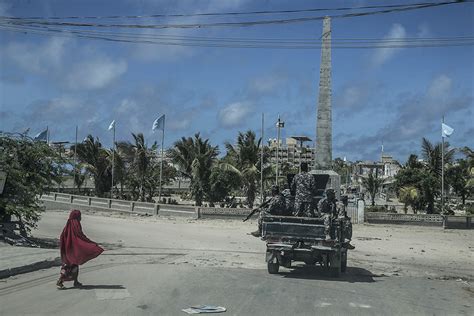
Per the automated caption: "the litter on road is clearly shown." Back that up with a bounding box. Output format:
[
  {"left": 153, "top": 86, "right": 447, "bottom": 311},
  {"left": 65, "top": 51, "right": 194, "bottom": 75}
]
[{"left": 182, "top": 305, "right": 227, "bottom": 314}]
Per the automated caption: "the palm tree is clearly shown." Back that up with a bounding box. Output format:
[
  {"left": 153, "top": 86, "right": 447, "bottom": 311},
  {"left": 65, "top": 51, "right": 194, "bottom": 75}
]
[
  {"left": 117, "top": 133, "right": 157, "bottom": 201},
  {"left": 399, "top": 186, "right": 419, "bottom": 214},
  {"left": 224, "top": 130, "right": 267, "bottom": 208},
  {"left": 421, "top": 137, "right": 455, "bottom": 176},
  {"left": 361, "top": 171, "right": 384, "bottom": 206},
  {"left": 169, "top": 133, "right": 218, "bottom": 206},
  {"left": 72, "top": 135, "right": 111, "bottom": 197}
]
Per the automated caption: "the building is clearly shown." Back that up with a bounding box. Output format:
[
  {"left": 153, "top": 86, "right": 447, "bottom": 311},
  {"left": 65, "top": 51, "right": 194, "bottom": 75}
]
[{"left": 268, "top": 137, "right": 316, "bottom": 169}]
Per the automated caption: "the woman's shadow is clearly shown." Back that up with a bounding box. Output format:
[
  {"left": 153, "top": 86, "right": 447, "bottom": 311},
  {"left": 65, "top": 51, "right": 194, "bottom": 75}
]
[{"left": 65, "top": 285, "right": 125, "bottom": 290}]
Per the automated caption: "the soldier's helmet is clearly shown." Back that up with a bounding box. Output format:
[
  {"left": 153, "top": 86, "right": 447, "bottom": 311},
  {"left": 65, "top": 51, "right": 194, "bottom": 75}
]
[
  {"left": 325, "top": 188, "right": 336, "bottom": 200},
  {"left": 271, "top": 185, "right": 280, "bottom": 195}
]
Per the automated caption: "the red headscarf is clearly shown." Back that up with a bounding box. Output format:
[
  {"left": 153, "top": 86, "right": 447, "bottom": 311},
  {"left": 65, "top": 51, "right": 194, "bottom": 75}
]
[{"left": 59, "top": 210, "right": 104, "bottom": 266}]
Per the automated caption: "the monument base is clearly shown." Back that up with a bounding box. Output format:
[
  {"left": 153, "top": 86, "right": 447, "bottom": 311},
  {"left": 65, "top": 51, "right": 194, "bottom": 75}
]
[{"left": 310, "top": 169, "right": 341, "bottom": 200}]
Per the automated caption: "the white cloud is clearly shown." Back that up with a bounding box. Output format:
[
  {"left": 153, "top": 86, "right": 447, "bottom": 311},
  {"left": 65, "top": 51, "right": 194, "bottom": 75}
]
[
  {"left": 417, "top": 23, "right": 433, "bottom": 38},
  {"left": 131, "top": 0, "right": 250, "bottom": 62},
  {"left": 66, "top": 57, "right": 127, "bottom": 90},
  {"left": 372, "top": 23, "right": 406, "bottom": 67},
  {"left": 117, "top": 99, "right": 138, "bottom": 113},
  {"left": 251, "top": 75, "right": 285, "bottom": 93},
  {"left": 218, "top": 101, "right": 252, "bottom": 127},
  {"left": 0, "top": 1, "right": 11, "bottom": 15},
  {"left": 5, "top": 37, "right": 69, "bottom": 74},
  {"left": 427, "top": 74, "right": 452, "bottom": 99}
]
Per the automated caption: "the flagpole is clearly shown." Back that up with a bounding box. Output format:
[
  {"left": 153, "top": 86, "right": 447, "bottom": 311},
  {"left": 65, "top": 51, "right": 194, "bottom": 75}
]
[
  {"left": 441, "top": 116, "right": 445, "bottom": 214},
  {"left": 74, "top": 125, "right": 78, "bottom": 194},
  {"left": 260, "top": 113, "right": 264, "bottom": 203},
  {"left": 276, "top": 115, "right": 280, "bottom": 185},
  {"left": 111, "top": 123, "right": 115, "bottom": 199},
  {"left": 46, "top": 126, "right": 49, "bottom": 144},
  {"left": 158, "top": 123, "right": 165, "bottom": 203}
]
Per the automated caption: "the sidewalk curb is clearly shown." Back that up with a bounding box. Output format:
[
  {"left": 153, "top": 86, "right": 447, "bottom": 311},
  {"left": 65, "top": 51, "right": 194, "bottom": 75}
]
[{"left": 0, "top": 257, "right": 61, "bottom": 280}]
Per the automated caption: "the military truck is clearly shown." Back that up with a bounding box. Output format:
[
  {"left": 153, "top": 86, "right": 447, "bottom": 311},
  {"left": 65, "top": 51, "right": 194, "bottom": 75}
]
[{"left": 261, "top": 174, "right": 351, "bottom": 277}]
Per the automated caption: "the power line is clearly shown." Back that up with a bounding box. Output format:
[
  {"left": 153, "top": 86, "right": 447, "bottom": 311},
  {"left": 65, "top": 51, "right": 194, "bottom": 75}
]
[
  {"left": 2, "top": 23, "right": 472, "bottom": 44},
  {"left": 1, "top": 24, "right": 472, "bottom": 49},
  {"left": 1, "top": 1, "right": 465, "bottom": 20},
  {"left": 1, "top": 1, "right": 468, "bottom": 30}
]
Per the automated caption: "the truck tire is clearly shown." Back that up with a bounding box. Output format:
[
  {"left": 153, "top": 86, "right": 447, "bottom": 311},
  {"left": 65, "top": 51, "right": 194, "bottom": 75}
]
[
  {"left": 341, "top": 252, "right": 347, "bottom": 273},
  {"left": 267, "top": 261, "right": 280, "bottom": 274}
]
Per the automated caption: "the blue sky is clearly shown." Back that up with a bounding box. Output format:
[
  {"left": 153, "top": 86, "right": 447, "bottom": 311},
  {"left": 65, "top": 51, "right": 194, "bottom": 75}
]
[{"left": 0, "top": 0, "right": 473, "bottom": 162}]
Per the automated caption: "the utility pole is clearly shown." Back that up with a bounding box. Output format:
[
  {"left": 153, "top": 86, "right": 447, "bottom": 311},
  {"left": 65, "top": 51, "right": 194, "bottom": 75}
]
[
  {"left": 441, "top": 116, "right": 445, "bottom": 214},
  {"left": 74, "top": 125, "right": 78, "bottom": 194},
  {"left": 260, "top": 113, "right": 264, "bottom": 203},
  {"left": 275, "top": 115, "right": 284, "bottom": 185}
]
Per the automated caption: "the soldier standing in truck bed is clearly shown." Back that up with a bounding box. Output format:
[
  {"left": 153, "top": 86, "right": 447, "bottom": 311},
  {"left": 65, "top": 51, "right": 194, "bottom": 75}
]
[
  {"left": 291, "top": 162, "right": 316, "bottom": 217},
  {"left": 251, "top": 185, "right": 286, "bottom": 237}
]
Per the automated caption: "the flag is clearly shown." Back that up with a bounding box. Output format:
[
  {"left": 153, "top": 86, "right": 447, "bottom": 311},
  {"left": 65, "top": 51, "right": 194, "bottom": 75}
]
[
  {"left": 152, "top": 114, "right": 165, "bottom": 131},
  {"left": 34, "top": 129, "right": 48, "bottom": 141},
  {"left": 441, "top": 123, "right": 454, "bottom": 138},
  {"left": 108, "top": 120, "right": 116, "bottom": 131}
]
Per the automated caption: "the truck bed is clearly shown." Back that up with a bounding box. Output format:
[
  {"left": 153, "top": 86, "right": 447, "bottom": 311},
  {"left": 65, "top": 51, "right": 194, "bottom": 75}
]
[{"left": 262, "top": 215, "right": 327, "bottom": 240}]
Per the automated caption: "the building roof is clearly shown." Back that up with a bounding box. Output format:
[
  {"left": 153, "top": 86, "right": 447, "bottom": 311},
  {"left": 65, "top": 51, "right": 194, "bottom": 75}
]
[{"left": 290, "top": 136, "right": 312, "bottom": 142}]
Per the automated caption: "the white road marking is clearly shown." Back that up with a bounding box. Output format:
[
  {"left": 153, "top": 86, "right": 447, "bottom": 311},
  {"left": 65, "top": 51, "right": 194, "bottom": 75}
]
[
  {"left": 349, "top": 302, "right": 372, "bottom": 308},
  {"left": 315, "top": 302, "right": 332, "bottom": 307},
  {"left": 95, "top": 289, "right": 131, "bottom": 300}
]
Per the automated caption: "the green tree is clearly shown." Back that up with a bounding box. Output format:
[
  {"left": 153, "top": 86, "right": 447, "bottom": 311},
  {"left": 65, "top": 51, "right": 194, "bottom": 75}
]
[
  {"left": 169, "top": 133, "right": 218, "bottom": 206},
  {"left": 224, "top": 130, "right": 266, "bottom": 208},
  {"left": 71, "top": 135, "right": 111, "bottom": 197},
  {"left": 399, "top": 186, "right": 419, "bottom": 214},
  {"left": 421, "top": 137, "right": 455, "bottom": 176},
  {"left": 333, "top": 157, "right": 351, "bottom": 185},
  {"left": 0, "top": 136, "right": 63, "bottom": 232},
  {"left": 208, "top": 166, "right": 240, "bottom": 206},
  {"left": 446, "top": 159, "right": 471, "bottom": 205},
  {"left": 361, "top": 171, "right": 384, "bottom": 206},
  {"left": 117, "top": 133, "right": 156, "bottom": 201}
]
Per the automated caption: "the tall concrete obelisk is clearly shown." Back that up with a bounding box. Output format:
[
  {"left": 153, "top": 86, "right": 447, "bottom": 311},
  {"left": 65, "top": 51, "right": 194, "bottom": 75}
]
[{"left": 315, "top": 16, "right": 332, "bottom": 170}]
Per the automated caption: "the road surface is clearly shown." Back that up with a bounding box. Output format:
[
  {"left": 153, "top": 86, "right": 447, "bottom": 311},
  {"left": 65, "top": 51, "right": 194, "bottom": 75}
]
[{"left": 0, "top": 210, "right": 472, "bottom": 315}]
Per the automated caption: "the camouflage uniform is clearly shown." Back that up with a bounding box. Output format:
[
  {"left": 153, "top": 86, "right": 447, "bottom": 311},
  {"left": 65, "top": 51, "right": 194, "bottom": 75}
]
[
  {"left": 291, "top": 172, "right": 316, "bottom": 217},
  {"left": 257, "top": 194, "right": 286, "bottom": 232},
  {"left": 317, "top": 196, "right": 337, "bottom": 239},
  {"left": 281, "top": 188, "right": 294, "bottom": 216}
]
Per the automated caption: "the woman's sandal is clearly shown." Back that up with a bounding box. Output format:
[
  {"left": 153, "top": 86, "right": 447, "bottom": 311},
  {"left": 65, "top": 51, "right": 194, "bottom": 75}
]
[
  {"left": 56, "top": 280, "right": 65, "bottom": 289},
  {"left": 73, "top": 281, "right": 83, "bottom": 288}
]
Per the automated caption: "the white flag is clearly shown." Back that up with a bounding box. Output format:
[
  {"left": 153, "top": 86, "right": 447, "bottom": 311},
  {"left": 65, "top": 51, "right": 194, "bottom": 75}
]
[
  {"left": 152, "top": 114, "right": 165, "bottom": 131},
  {"left": 108, "top": 120, "right": 116, "bottom": 131},
  {"left": 441, "top": 123, "right": 454, "bottom": 138}
]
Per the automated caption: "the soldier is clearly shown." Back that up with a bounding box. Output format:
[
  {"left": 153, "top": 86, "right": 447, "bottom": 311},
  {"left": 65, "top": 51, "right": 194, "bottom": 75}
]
[
  {"left": 281, "top": 183, "right": 294, "bottom": 216},
  {"left": 318, "top": 189, "right": 355, "bottom": 249},
  {"left": 250, "top": 185, "right": 286, "bottom": 237},
  {"left": 317, "top": 188, "right": 337, "bottom": 240},
  {"left": 291, "top": 162, "right": 316, "bottom": 217}
]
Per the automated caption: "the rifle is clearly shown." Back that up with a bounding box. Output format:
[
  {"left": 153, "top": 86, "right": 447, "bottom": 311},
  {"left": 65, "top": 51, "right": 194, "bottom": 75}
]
[{"left": 243, "top": 199, "right": 271, "bottom": 222}]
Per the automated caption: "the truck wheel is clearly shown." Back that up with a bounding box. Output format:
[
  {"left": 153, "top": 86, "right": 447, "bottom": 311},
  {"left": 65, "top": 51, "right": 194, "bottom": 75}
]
[
  {"left": 267, "top": 261, "right": 280, "bottom": 274},
  {"left": 341, "top": 252, "right": 347, "bottom": 273}
]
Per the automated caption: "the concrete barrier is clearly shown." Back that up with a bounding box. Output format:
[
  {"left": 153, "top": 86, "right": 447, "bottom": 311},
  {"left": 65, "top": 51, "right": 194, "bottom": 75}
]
[
  {"left": 443, "top": 215, "right": 473, "bottom": 229},
  {"left": 365, "top": 212, "right": 443, "bottom": 226},
  {"left": 40, "top": 192, "right": 198, "bottom": 218}
]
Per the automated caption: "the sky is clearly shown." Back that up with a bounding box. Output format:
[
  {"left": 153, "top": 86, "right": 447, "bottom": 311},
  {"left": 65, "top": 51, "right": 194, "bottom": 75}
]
[{"left": 0, "top": 0, "right": 473, "bottom": 163}]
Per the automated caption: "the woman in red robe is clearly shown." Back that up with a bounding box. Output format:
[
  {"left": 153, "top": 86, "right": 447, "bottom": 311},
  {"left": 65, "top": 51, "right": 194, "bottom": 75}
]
[{"left": 56, "top": 210, "right": 103, "bottom": 289}]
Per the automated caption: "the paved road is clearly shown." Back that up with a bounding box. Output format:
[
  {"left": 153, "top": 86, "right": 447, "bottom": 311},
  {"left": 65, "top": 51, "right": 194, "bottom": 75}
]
[{"left": 0, "top": 211, "right": 472, "bottom": 315}]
